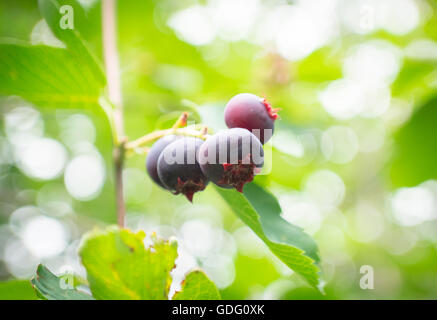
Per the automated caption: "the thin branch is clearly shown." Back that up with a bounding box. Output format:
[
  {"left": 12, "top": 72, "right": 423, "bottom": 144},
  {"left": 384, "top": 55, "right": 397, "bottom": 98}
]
[
  {"left": 99, "top": 97, "right": 120, "bottom": 145},
  {"left": 126, "top": 128, "right": 174, "bottom": 150},
  {"left": 125, "top": 127, "right": 208, "bottom": 150},
  {"left": 114, "top": 139, "right": 126, "bottom": 227},
  {"left": 102, "top": 0, "right": 123, "bottom": 131},
  {"left": 102, "top": 0, "right": 126, "bottom": 228},
  {"left": 125, "top": 112, "right": 207, "bottom": 151}
]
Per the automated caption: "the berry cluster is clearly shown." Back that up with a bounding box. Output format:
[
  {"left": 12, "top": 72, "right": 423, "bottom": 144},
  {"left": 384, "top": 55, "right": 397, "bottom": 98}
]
[{"left": 146, "top": 93, "right": 278, "bottom": 202}]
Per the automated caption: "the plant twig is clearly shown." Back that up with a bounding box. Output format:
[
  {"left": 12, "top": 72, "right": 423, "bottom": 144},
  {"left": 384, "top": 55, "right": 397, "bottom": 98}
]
[
  {"left": 125, "top": 112, "right": 207, "bottom": 151},
  {"left": 113, "top": 139, "right": 126, "bottom": 227},
  {"left": 102, "top": 0, "right": 123, "bottom": 131},
  {"left": 99, "top": 97, "right": 120, "bottom": 145},
  {"left": 102, "top": 0, "right": 126, "bottom": 227},
  {"left": 125, "top": 127, "right": 208, "bottom": 150}
]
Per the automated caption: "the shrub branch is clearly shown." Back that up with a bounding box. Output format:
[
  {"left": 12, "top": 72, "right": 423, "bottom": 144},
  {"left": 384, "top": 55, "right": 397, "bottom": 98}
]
[{"left": 102, "top": 0, "right": 126, "bottom": 227}]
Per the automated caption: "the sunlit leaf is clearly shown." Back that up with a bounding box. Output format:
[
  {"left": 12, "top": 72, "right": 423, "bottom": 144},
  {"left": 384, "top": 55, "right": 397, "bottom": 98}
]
[
  {"left": 38, "top": 0, "right": 105, "bottom": 82},
  {"left": 172, "top": 270, "right": 221, "bottom": 300},
  {"left": 79, "top": 227, "right": 178, "bottom": 300},
  {"left": 392, "top": 60, "right": 437, "bottom": 102},
  {"left": 30, "top": 264, "right": 94, "bottom": 300},
  {"left": 0, "top": 280, "right": 38, "bottom": 300},
  {"left": 215, "top": 183, "right": 321, "bottom": 289},
  {"left": 0, "top": 0, "right": 105, "bottom": 110},
  {"left": 0, "top": 42, "right": 104, "bottom": 109},
  {"left": 391, "top": 96, "right": 437, "bottom": 187}
]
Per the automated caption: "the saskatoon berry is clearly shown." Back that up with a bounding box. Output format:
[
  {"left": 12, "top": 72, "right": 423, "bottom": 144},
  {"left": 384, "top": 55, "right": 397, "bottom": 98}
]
[
  {"left": 198, "top": 128, "right": 264, "bottom": 192},
  {"left": 224, "top": 93, "right": 279, "bottom": 144},
  {"left": 146, "top": 135, "right": 180, "bottom": 189},
  {"left": 157, "top": 137, "right": 208, "bottom": 202}
]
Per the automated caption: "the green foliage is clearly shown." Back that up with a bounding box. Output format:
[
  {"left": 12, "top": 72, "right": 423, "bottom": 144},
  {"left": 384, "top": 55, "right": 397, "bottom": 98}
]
[
  {"left": 392, "top": 60, "right": 437, "bottom": 102},
  {"left": 0, "top": 0, "right": 323, "bottom": 298},
  {"left": 38, "top": 0, "right": 87, "bottom": 44},
  {"left": 215, "top": 184, "right": 321, "bottom": 289},
  {"left": 31, "top": 227, "right": 222, "bottom": 300},
  {"left": 30, "top": 264, "right": 94, "bottom": 300},
  {"left": 220, "top": 255, "right": 282, "bottom": 299},
  {"left": 0, "top": 0, "right": 105, "bottom": 110},
  {"left": 2, "top": 0, "right": 437, "bottom": 301},
  {"left": 79, "top": 227, "right": 177, "bottom": 300},
  {"left": 37, "top": 0, "right": 105, "bottom": 81},
  {"left": 391, "top": 96, "right": 437, "bottom": 187},
  {"left": 172, "top": 270, "right": 221, "bottom": 300},
  {"left": 0, "top": 42, "right": 104, "bottom": 109},
  {"left": 0, "top": 280, "right": 38, "bottom": 300}
]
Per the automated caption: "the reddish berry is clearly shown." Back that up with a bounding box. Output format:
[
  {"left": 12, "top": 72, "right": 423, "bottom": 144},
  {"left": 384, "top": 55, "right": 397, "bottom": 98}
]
[
  {"left": 198, "top": 128, "right": 264, "bottom": 192},
  {"left": 224, "top": 93, "right": 279, "bottom": 144},
  {"left": 146, "top": 135, "right": 180, "bottom": 189},
  {"left": 157, "top": 137, "right": 208, "bottom": 202}
]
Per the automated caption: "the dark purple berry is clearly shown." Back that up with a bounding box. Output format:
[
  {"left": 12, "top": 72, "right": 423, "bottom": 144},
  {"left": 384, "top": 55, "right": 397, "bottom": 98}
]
[
  {"left": 157, "top": 137, "right": 208, "bottom": 202},
  {"left": 146, "top": 135, "right": 180, "bottom": 188},
  {"left": 224, "top": 93, "right": 279, "bottom": 144},
  {"left": 198, "top": 128, "right": 264, "bottom": 192}
]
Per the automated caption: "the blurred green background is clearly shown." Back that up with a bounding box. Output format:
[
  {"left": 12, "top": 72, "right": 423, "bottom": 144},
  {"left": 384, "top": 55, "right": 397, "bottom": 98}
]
[{"left": 1, "top": 0, "right": 437, "bottom": 300}]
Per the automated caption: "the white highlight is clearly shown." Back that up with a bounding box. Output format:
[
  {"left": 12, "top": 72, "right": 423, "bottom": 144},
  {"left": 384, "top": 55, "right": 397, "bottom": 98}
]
[
  {"left": 405, "top": 39, "right": 437, "bottom": 61},
  {"left": 275, "top": 1, "right": 338, "bottom": 61},
  {"left": 305, "top": 170, "right": 346, "bottom": 208},
  {"left": 20, "top": 216, "right": 69, "bottom": 258},
  {"left": 64, "top": 154, "right": 106, "bottom": 201},
  {"left": 31, "top": 19, "right": 65, "bottom": 48},
  {"left": 19, "top": 138, "right": 68, "bottom": 180},
  {"left": 343, "top": 41, "right": 402, "bottom": 86},
  {"left": 391, "top": 186, "right": 436, "bottom": 226},
  {"left": 168, "top": 5, "right": 216, "bottom": 46},
  {"left": 321, "top": 126, "right": 359, "bottom": 164}
]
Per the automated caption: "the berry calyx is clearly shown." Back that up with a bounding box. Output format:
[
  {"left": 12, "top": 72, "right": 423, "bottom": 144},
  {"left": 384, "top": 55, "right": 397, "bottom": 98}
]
[
  {"left": 261, "top": 97, "right": 280, "bottom": 120},
  {"left": 220, "top": 161, "right": 256, "bottom": 192},
  {"left": 198, "top": 128, "right": 264, "bottom": 192},
  {"left": 157, "top": 137, "right": 208, "bottom": 202},
  {"left": 224, "top": 93, "right": 279, "bottom": 144},
  {"left": 175, "top": 177, "right": 205, "bottom": 202}
]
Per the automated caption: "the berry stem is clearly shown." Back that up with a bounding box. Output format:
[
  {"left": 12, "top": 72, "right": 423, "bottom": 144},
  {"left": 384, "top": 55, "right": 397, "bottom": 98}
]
[
  {"left": 171, "top": 112, "right": 188, "bottom": 129},
  {"left": 102, "top": 0, "right": 126, "bottom": 228},
  {"left": 125, "top": 126, "right": 208, "bottom": 150}
]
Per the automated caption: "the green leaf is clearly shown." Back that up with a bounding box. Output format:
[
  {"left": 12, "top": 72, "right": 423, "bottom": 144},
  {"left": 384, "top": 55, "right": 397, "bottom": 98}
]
[
  {"left": 0, "top": 1, "right": 105, "bottom": 110},
  {"left": 0, "top": 42, "right": 104, "bottom": 109},
  {"left": 390, "top": 96, "right": 437, "bottom": 187},
  {"left": 0, "top": 280, "right": 38, "bottom": 300},
  {"left": 30, "top": 264, "right": 94, "bottom": 300},
  {"left": 38, "top": 0, "right": 105, "bottom": 82},
  {"left": 79, "top": 227, "right": 178, "bottom": 300},
  {"left": 392, "top": 60, "right": 437, "bottom": 102},
  {"left": 172, "top": 270, "right": 221, "bottom": 300},
  {"left": 215, "top": 183, "right": 321, "bottom": 288},
  {"left": 38, "top": 0, "right": 87, "bottom": 44}
]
